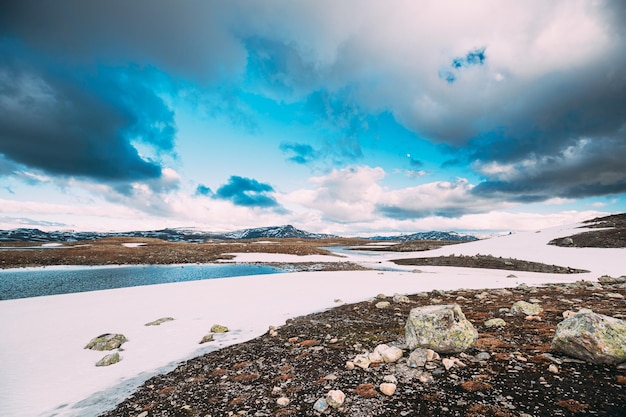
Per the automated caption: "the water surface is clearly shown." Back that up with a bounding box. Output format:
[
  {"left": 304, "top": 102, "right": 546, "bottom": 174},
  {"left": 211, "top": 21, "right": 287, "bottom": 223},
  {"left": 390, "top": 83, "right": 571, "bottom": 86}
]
[{"left": 0, "top": 264, "right": 283, "bottom": 300}]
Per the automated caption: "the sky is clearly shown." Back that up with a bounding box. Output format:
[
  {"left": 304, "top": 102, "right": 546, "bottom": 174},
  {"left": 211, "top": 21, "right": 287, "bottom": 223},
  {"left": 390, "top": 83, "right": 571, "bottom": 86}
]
[{"left": 0, "top": 0, "right": 625, "bottom": 235}]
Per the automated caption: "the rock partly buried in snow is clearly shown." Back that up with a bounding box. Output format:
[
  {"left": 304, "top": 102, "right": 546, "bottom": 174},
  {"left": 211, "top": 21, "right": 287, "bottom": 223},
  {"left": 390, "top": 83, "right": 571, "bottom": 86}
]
[
  {"left": 85, "top": 333, "right": 128, "bottom": 351},
  {"left": 405, "top": 304, "right": 478, "bottom": 353},
  {"left": 210, "top": 324, "right": 229, "bottom": 333},
  {"left": 199, "top": 334, "right": 214, "bottom": 344},
  {"left": 551, "top": 310, "right": 626, "bottom": 364},
  {"left": 511, "top": 301, "right": 543, "bottom": 316},
  {"left": 145, "top": 317, "right": 174, "bottom": 326},
  {"left": 96, "top": 352, "right": 121, "bottom": 367}
]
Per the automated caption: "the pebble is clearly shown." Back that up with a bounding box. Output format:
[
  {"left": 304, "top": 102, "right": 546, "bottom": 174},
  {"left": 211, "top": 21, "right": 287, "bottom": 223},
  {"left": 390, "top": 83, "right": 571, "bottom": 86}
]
[
  {"left": 353, "top": 354, "right": 371, "bottom": 369},
  {"left": 484, "top": 318, "right": 507, "bottom": 328},
  {"left": 442, "top": 358, "right": 455, "bottom": 370},
  {"left": 548, "top": 364, "right": 559, "bottom": 374},
  {"left": 326, "top": 390, "right": 346, "bottom": 408},
  {"left": 345, "top": 361, "right": 355, "bottom": 370},
  {"left": 379, "top": 382, "right": 397, "bottom": 396},
  {"left": 384, "top": 374, "right": 398, "bottom": 384},
  {"left": 276, "top": 397, "right": 290, "bottom": 407},
  {"left": 313, "top": 398, "right": 328, "bottom": 413},
  {"left": 375, "top": 301, "right": 391, "bottom": 309}
]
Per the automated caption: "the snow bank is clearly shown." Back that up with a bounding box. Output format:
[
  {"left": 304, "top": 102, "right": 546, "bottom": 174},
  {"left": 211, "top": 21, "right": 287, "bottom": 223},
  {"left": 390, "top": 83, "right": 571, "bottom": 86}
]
[{"left": 0, "top": 221, "right": 622, "bottom": 417}]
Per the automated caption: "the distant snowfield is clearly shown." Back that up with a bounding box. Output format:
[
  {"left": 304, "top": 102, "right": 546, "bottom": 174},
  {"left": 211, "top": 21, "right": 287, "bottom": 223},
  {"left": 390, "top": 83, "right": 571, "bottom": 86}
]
[{"left": 0, "top": 221, "right": 624, "bottom": 417}]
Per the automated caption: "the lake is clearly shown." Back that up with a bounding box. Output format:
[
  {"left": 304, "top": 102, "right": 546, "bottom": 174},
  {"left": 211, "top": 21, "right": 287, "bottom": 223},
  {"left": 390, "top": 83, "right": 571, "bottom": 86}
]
[{"left": 0, "top": 264, "right": 284, "bottom": 300}]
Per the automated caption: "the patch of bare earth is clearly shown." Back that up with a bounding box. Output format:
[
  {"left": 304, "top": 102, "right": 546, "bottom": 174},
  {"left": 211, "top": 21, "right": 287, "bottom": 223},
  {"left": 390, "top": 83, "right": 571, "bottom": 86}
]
[
  {"left": 549, "top": 213, "right": 626, "bottom": 248},
  {"left": 0, "top": 238, "right": 369, "bottom": 269},
  {"left": 102, "top": 281, "right": 626, "bottom": 417},
  {"left": 391, "top": 254, "right": 588, "bottom": 274}
]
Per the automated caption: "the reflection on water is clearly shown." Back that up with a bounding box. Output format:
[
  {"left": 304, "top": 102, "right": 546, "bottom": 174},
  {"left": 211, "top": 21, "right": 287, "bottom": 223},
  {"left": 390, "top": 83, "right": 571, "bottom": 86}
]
[{"left": 0, "top": 264, "right": 283, "bottom": 300}]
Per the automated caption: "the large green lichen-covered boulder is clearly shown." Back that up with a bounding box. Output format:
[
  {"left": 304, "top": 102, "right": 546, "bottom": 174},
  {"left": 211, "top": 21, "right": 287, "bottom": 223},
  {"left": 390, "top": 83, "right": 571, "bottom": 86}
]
[
  {"left": 405, "top": 304, "right": 477, "bottom": 353},
  {"left": 551, "top": 310, "right": 626, "bottom": 364},
  {"left": 511, "top": 301, "right": 543, "bottom": 316},
  {"left": 85, "top": 333, "right": 128, "bottom": 351}
]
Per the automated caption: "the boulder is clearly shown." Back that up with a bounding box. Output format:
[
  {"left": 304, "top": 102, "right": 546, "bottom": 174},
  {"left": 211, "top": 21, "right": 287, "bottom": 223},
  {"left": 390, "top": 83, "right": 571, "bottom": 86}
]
[
  {"left": 405, "top": 304, "right": 477, "bottom": 353},
  {"left": 511, "top": 301, "right": 543, "bottom": 316},
  {"left": 551, "top": 311, "right": 626, "bottom": 364},
  {"left": 85, "top": 333, "right": 127, "bottom": 351}
]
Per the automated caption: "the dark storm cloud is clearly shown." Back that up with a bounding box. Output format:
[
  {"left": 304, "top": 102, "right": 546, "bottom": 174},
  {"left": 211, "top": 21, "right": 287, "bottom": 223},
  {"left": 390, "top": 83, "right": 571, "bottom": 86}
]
[
  {"left": 214, "top": 176, "right": 281, "bottom": 209},
  {"left": 0, "top": 39, "right": 176, "bottom": 184},
  {"left": 0, "top": 1, "right": 246, "bottom": 83}
]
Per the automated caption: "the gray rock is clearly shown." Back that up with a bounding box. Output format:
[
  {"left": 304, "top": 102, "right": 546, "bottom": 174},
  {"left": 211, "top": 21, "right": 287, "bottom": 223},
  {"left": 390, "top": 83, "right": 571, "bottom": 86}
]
[
  {"left": 405, "top": 304, "right": 478, "bottom": 353},
  {"left": 407, "top": 348, "right": 429, "bottom": 367},
  {"left": 313, "top": 397, "right": 328, "bottom": 413},
  {"left": 551, "top": 311, "right": 626, "bottom": 364},
  {"left": 562, "top": 237, "right": 574, "bottom": 246},
  {"left": 199, "top": 334, "right": 214, "bottom": 344},
  {"left": 375, "top": 301, "right": 391, "bottom": 309},
  {"left": 96, "top": 352, "right": 120, "bottom": 367},
  {"left": 85, "top": 333, "right": 128, "bottom": 351},
  {"left": 511, "top": 301, "right": 543, "bottom": 316}
]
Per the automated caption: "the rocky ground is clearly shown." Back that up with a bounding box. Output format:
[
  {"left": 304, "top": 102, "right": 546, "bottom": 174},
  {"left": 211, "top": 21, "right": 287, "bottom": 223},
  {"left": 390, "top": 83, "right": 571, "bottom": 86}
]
[
  {"left": 102, "top": 278, "right": 626, "bottom": 417},
  {"left": 549, "top": 213, "right": 626, "bottom": 248}
]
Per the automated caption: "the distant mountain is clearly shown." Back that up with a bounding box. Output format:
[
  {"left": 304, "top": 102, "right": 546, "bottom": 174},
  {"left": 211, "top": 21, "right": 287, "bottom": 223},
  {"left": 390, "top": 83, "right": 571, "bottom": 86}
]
[
  {"left": 368, "top": 231, "right": 478, "bottom": 242},
  {"left": 221, "top": 225, "right": 336, "bottom": 240},
  {"left": 0, "top": 225, "right": 335, "bottom": 243}
]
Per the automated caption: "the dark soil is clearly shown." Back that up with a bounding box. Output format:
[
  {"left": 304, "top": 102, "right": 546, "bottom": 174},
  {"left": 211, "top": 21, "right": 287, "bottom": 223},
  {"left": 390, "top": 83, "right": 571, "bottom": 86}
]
[
  {"left": 391, "top": 255, "right": 589, "bottom": 274},
  {"left": 549, "top": 213, "right": 626, "bottom": 248},
  {"left": 101, "top": 280, "right": 626, "bottom": 417},
  {"left": 350, "top": 241, "right": 462, "bottom": 252}
]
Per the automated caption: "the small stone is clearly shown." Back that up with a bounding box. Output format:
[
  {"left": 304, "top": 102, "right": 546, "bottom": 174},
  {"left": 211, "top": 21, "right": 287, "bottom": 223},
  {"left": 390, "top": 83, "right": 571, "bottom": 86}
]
[
  {"left": 473, "top": 352, "right": 491, "bottom": 362},
  {"left": 288, "top": 337, "right": 299, "bottom": 343},
  {"left": 137, "top": 412, "right": 148, "bottom": 417},
  {"left": 548, "top": 364, "right": 559, "bottom": 374},
  {"left": 484, "top": 318, "right": 507, "bottom": 328},
  {"left": 313, "top": 398, "right": 328, "bottom": 413},
  {"left": 353, "top": 354, "right": 371, "bottom": 369},
  {"left": 85, "top": 333, "right": 128, "bottom": 351},
  {"left": 442, "top": 358, "right": 455, "bottom": 370},
  {"left": 326, "top": 390, "right": 345, "bottom": 408},
  {"left": 381, "top": 346, "right": 403, "bottom": 363},
  {"left": 376, "top": 301, "right": 391, "bottom": 309},
  {"left": 417, "top": 371, "right": 434, "bottom": 383},
  {"left": 210, "top": 324, "right": 229, "bottom": 333},
  {"left": 383, "top": 375, "right": 398, "bottom": 384},
  {"left": 96, "top": 352, "right": 121, "bottom": 367},
  {"left": 345, "top": 361, "right": 355, "bottom": 370},
  {"left": 393, "top": 293, "right": 411, "bottom": 303},
  {"left": 145, "top": 317, "right": 175, "bottom": 326},
  {"left": 276, "top": 397, "right": 290, "bottom": 407},
  {"left": 407, "top": 348, "right": 428, "bottom": 367},
  {"left": 511, "top": 301, "right": 543, "bottom": 316},
  {"left": 606, "top": 293, "right": 625, "bottom": 299},
  {"left": 271, "top": 386, "right": 282, "bottom": 396},
  {"left": 379, "top": 383, "right": 397, "bottom": 396}
]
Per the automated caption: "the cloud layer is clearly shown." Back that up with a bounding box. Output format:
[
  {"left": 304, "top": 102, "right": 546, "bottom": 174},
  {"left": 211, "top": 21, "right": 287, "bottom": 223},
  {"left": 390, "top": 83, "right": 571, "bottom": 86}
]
[{"left": 0, "top": 1, "right": 624, "bottom": 232}]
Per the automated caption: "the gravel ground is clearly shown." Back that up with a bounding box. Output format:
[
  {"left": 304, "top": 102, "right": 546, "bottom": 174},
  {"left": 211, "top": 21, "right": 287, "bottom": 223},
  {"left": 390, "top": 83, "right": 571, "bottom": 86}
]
[{"left": 101, "top": 279, "right": 626, "bottom": 417}]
